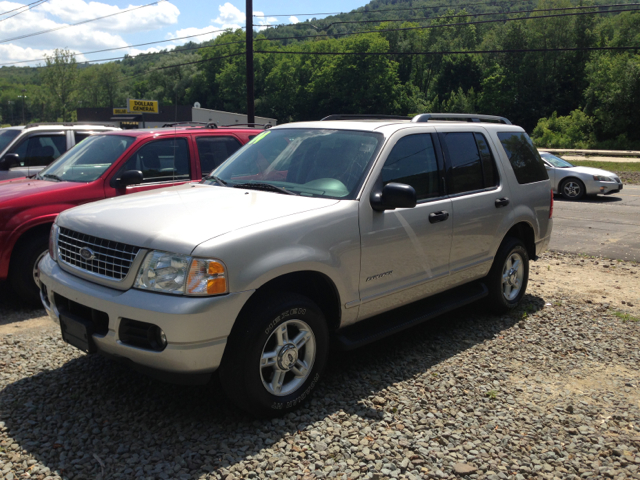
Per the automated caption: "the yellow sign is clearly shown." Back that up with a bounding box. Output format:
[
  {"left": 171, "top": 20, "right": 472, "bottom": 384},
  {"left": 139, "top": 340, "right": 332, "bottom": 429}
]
[
  {"left": 127, "top": 98, "right": 159, "bottom": 114},
  {"left": 113, "top": 108, "right": 128, "bottom": 115}
]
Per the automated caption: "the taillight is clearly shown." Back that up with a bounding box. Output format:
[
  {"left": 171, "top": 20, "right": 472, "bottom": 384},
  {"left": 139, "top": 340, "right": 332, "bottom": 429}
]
[{"left": 549, "top": 189, "right": 554, "bottom": 219}]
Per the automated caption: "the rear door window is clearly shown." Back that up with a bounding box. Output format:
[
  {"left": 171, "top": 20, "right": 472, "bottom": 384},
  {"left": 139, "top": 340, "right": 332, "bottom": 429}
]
[
  {"left": 121, "top": 138, "right": 191, "bottom": 183},
  {"left": 11, "top": 134, "right": 67, "bottom": 167},
  {"left": 441, "top": 132, "right": 484, "bottom": 194},
  {"left": 381, "top": 134, "right": 440, "bottom": 200},
  {"left": 497, "top": 132, "right": 548, "bottom": 184},
  {"left": 74, "top": 132, "right": 92, "bottom": 144},
  {"left": 196, "top": 136, "right": 242, "bottom": 176}
]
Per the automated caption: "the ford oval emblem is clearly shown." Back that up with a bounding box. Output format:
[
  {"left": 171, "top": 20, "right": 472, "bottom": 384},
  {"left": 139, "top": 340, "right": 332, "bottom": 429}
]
[{"left": 79, "top": 247, "right": 95, "bottom": 261}]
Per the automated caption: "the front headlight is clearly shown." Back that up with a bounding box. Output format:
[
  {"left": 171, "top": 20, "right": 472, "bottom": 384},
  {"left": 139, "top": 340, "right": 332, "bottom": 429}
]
[
  {"left": 593, "top": 175, "right": 613, "bottom": 181},
  {"left": 49, "top": 223, "right": 59, "bottom": 262},
  {"left": 134, "top": 251, "right": 227, "bottom": 296}
]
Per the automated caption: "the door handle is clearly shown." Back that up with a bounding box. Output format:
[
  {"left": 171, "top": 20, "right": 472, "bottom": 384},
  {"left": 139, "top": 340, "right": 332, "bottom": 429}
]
[
  {"left": 429, "top": 210, "right": 449, "bottom": 223},
  {"left": 495, "top": 197, "right": 510, "bottom": 208}
]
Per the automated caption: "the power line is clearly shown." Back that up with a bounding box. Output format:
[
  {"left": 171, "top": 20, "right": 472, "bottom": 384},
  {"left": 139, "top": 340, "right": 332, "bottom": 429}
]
[
  {"left": 0, "top": 26, "right": 245, "bottom": 67},
  {"left": 254, "top": 6, "right": 640, "bottom": 43},
  {"left": 0, "top": 0, "right": 48, "bottom": 24},
  {"left": 260, "top": 3, "right": 640, "bottom": 29},
  {"left": 258, "top": 0, "right": 522, "bottom": 17},
  {"left": 0, "top": 0, "right": 166, "bottom": 45},
  {"left": 255, "top": 46, "right": 640, "bottom": 55},
  {"left": 0, "top": 0, "right": 45, "bottom": 17},
  {"left": 118, "top": 52, "right": 245, "bottom": 83}
]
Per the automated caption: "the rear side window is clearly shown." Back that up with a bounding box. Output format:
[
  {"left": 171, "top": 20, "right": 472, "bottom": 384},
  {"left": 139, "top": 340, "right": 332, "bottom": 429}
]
[
  {"left": 381, "top": 134, "right": 440, "bottom": 200},
  {"left": 74, "top": 132, "right": 92, "bottom": 144},
  {"left": 497, "top": 132, "right": 548, "bottom": 184},
  {"left": 196, "top": 136, "right": 242, "bottom": 176},
  {"left": 474, "top": 133, "right": 499, "bottom": 188}
]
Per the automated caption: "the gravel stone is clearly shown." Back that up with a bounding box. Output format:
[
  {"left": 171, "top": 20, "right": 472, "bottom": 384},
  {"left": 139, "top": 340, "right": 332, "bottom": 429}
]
[{"left": 0, "top": 251, "right": 639, "bottom": 480}]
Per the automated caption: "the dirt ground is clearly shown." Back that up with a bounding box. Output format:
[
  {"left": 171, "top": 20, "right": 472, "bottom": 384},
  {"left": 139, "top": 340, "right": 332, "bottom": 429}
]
[{"left": 529, "top": 251, "right": 640, "bottom": 319}]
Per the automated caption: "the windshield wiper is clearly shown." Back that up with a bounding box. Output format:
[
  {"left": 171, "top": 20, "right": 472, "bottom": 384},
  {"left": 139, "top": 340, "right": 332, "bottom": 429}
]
[
  {"left": 41, "top": 173, "right": 63, "bottom": 182},
  {"left": 204, "top": 174, "right": 227, "bottom": 186},
  {"left": 233, "top": 182, "right": 296, "bottom": 195}
]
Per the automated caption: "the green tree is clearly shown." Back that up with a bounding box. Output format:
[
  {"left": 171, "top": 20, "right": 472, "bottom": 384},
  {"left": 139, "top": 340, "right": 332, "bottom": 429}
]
[{"left": 40, "top": 48, "right": 78, "bottom": 121}]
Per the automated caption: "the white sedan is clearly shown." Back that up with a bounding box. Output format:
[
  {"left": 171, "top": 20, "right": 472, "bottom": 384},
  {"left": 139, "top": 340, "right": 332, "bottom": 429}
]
[{"left": 539, "top": 152, "right": 623, "bottom": 200}]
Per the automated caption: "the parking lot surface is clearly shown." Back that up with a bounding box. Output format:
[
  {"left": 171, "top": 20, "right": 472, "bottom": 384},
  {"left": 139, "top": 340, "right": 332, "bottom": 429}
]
[
  {"left": 0, "top": 252, "right": 638, "bottom": 480},
  {"left": 550, "top": 184, "right": 640, "bottom": 262}
]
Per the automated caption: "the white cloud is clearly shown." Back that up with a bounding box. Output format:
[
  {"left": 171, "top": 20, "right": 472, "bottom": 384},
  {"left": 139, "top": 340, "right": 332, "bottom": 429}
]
[
  {"left": 212, "top": 2, "right": 244, "bottom": 28},
  {"left": 289, "top": 16, "right": 300, "bottom": 24},
  {"left": 38, "top": 0, "right": 180, "bottom": 33},
  {"left": 168, "top": 26, "right": 229, "bottom": 45},
  {"left": 252, "top": 10, "right": 277, "bottom": 31}
]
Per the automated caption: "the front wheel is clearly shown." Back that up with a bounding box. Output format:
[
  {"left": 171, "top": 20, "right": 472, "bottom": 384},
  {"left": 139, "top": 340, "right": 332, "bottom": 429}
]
[
  {"left": 219, "top": 293, "right": 329, "bottom": 417},
  {"left": 485, "top": 237, "right": 529, "bottom": 314},
  {"left": 560, "top": 178, "right": 585, "bottom": 200},
  {"left": 9, "top": 233, "right": 49, "bottom": 305}
]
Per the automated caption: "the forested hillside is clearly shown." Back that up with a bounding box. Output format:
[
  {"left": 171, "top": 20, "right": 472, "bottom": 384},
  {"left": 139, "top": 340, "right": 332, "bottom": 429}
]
[{"left": 1, "top": 0, "right": 639, "bottom": 148}]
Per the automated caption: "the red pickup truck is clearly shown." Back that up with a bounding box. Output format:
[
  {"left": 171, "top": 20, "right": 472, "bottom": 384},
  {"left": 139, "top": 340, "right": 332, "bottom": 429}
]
[{"left": 0, "top": 125, "right": 262, "bottom": 303}]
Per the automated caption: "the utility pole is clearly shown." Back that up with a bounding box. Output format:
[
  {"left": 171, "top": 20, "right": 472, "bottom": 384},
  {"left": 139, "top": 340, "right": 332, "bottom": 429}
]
[
  {"left": 21, "top": 89, "right": 26, "bottom": 125},
  {"left": 245, "top": 0, "right": 255, "bottom": 124}
]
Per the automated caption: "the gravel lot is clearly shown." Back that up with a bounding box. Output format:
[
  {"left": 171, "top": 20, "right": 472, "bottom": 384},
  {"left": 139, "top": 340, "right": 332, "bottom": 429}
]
[{"left": 0, "top": 252, "right": 639, "bottom": 480}]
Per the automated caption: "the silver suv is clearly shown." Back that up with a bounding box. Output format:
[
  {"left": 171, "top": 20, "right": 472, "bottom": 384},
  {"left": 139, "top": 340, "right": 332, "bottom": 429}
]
[
  {"left": 0, "top": 123, "right": 119, "bottom": 180},
  {"left": 39, "top": 114, "right": 553, "bottom": 416}
]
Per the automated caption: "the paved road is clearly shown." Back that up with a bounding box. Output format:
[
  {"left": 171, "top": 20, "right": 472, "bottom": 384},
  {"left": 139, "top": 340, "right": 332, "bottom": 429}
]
[{"left": 550, "top": 184, "right": 640, "bottom": 261}]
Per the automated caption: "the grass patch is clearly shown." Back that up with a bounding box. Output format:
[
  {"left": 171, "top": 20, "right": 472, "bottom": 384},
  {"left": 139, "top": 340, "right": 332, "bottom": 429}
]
[
  {"left": 486, "top": 390, "right": 498, "bottom": 400},
  {"left": 570, "top": 160, "right": 640, "bottom": 172},
  {"left": 612, "top": 311, "right": 640, "bottom": 322}
]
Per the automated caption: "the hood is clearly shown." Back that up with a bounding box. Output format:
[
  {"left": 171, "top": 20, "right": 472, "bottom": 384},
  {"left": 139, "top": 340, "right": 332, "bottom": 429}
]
[
  {"left": 0, "top": 177, "right": 86, "bottom": 202},
  {"left": 568, "top": 166, "right": 618, "bottom": 178},
  {"left": 57, "top": 183, "right": 341, "bottom": 254}
]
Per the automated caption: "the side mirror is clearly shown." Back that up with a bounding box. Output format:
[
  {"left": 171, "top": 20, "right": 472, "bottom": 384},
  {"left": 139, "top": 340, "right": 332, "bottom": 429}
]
[
  {"left": 0, "top": 153, "right": 20, "bottom": 170},
  {"left": 116, "top": 170, "right": 143, "bottom": 188},
  {"left": 370, "top": 182, "right": 417, "bottom": 211}
]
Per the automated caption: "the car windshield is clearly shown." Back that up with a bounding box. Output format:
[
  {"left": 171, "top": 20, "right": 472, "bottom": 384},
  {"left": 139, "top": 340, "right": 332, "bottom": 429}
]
[
  {"left": 541, "top": 153, "right": 574, "bottom": 168},
  {"left": 203, "top": 128, "right": 382, "bottom": 199},
  {"left": 0, "top": 129, "right": 21, "bottom": 152},
  {"left": 37, "top": 135, "right": 136, "bottom": 183}
]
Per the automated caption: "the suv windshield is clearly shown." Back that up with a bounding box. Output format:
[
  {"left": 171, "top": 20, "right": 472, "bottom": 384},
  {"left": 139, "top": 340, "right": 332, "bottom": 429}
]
[
  {"left": 37, "top": 135, "right": 135, "bottom": 183},
  {"left": 0, "top": 129, "right": 21, "bottom": 152},
  {"left": 204, "top": 129, "right": 382, "bottom": 199},
  {"left": 540, "top": 153, "right": 574, "bottom": 168}
]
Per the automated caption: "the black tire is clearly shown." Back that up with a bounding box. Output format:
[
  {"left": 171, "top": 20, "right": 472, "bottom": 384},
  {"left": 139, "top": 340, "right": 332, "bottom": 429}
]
[
  {"left": 560, "top": 178, "right": 585, "bottom": 200},
  {"left": 8, "top": 233, "right": 49, "bottom": 305},
  {"left": 485, "top": 237, "right": 529, "bottom": 314},
  {"left": 219, "top": 292, "right": 329, "bottom": 417}
]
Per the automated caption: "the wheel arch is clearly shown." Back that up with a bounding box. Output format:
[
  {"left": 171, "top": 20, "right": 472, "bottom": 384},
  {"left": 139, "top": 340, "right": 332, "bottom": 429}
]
[
  {"left": 1, "top": 219, "right": 54, "bottom": 279},
  {"left": 239, "top": 270, "right": 342, "bottom": 333},
  {"left": 503, "top": 221, "right": 536, "bottom": 260}
]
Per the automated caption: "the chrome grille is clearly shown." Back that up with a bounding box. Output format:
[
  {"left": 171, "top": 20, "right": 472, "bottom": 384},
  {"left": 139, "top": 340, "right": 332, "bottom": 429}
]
[{"left": 58, "top": 227, "right": 140, "bottom": 280}]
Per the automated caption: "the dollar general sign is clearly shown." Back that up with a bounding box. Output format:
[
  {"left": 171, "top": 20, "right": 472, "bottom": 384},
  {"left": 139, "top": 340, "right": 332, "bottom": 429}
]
[{"left": 127, "top": 99, "right": 159, "bottom": 114}]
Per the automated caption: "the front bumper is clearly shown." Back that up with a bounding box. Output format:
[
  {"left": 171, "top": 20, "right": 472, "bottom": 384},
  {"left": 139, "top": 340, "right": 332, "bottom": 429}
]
[
  {"left": 586, "top": 179, "right": 623, "bottom": 195},
  {"left": 39, "top": 255, "right": 254, "bottom": 382}
]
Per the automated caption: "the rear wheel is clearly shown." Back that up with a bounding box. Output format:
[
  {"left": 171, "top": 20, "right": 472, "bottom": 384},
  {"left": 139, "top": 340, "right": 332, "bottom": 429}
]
[
  {"left": 9, "top": 233, "right": 49, "bottom": 305},
  {"left": 219, "top": 292, "right": 328, "bottom": 417},
  {"left": 485, "top": 237, "right": 529, "bottom": 314},
  {"left": 560, "top": 178, "right": 585, "bottom": 200}
]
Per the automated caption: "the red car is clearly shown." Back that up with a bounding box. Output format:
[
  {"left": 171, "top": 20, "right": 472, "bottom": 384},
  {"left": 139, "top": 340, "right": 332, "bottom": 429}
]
[{"left": 0, "top": 125, "right": 262, "bottom": 303}]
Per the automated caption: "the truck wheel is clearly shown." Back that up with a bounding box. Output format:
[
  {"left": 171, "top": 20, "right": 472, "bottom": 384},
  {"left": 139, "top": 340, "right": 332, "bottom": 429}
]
[
  {"left": 219, "top": 293, "right": 328, "bottom": 417},
  {"left": 485, "top": 237, "right": 529, "bottom": 314},
  {"left": 560, "top": 178, "right": 585, "bottom": 200},
  {"left": 9, "top": 233, "right": 49, "bottom": 306}
]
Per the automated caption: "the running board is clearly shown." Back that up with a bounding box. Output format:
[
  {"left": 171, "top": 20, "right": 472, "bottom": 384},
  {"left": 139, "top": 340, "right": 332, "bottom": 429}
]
[{"left": 334, "top": 282, "right": 488, "bottom": 350}]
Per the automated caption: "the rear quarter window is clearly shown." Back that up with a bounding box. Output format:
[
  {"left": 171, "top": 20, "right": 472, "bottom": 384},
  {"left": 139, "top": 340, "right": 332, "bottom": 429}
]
[{"left": 497, "top": 132, "right": 548, "bottom": 184}]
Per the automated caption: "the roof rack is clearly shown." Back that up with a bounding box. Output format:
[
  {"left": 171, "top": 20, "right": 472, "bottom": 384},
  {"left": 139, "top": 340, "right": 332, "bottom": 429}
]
[
  {"left": 321, "top": 114, "right": 412, "bottom": 121},
  {"left": 24, "top": 122, "right": 117, "bottom": 129},
  {"left": 411, "top": 113, "right": 512, "bottom": 125}
]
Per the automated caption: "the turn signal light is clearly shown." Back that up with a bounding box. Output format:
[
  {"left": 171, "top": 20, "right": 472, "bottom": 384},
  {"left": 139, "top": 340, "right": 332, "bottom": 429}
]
[{"left": 186, "top": 259, "right": 227, "bottom": 296}]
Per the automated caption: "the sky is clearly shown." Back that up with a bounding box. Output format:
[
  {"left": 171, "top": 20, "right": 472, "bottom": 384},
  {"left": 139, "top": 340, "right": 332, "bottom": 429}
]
[{"left": 0, "top": 0, "right": 369, "bottom": 67}]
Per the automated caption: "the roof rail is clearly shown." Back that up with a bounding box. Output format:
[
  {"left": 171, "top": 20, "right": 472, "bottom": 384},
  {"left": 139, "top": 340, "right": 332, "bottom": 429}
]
[
  {"left": 321, "top": 114, "right": 412, "bottom": 121},
  {"left": 161, "top": 121, "right": 218, "bottom": 129},
  {"left": 219, "top": 123, "right": 272, "bottom": 129},
  {"left": 411, "top": 113, "right": 512, "bottom": 125},
  {"left": 24, "top": 122, "right": 117, "bottom": 129}
]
